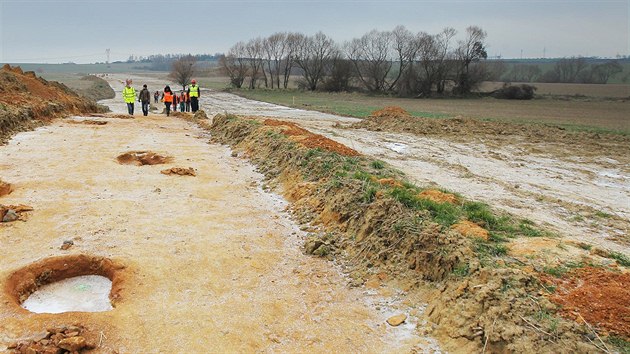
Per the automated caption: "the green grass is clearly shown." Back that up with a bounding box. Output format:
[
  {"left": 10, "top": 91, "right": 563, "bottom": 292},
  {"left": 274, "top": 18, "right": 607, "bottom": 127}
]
[
  {"left": 608, "top": 336, "right": 630, "bottom": 354},
  {"left": 608, "top": 251, "right": 630, "bottom": 267}
]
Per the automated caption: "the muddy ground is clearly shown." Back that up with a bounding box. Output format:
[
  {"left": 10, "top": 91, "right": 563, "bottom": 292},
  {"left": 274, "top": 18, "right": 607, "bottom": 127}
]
[
  {"left": 1, "top": 72, "right": 628, "bottom": 352},
  {"left": 199, "top": 86, "right": 629, "bottom": 257},
  {"left": 0, "top": 74, "right": 439, "bottom": 352}
]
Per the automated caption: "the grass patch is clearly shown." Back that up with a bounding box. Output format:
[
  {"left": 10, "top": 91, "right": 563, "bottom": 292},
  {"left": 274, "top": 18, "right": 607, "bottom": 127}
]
[
  {"left": 608, "top": 336, "right": 630, "bottom": 354},
  {"left": 608, "top": 251, "right": 630, "bottom": 267},
  {"left": 370, "top": 160, "right": 385, "bottom": 169}
]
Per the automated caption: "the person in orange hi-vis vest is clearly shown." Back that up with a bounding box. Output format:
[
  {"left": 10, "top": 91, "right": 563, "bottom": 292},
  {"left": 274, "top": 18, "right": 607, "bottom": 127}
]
[{"left": 162, "top": 85, "right": 174, "bottom": 116}]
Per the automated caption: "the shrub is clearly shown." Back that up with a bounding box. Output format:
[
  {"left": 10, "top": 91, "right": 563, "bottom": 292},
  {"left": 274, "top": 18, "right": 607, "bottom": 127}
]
[{"left": 492, "top": 83, "right": 537, "bottom": 100}]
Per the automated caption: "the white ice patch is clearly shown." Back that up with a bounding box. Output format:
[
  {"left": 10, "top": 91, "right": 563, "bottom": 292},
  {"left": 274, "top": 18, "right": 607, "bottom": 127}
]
[
  {"left": 385, "top": 142, "right": 408, "bottom": 154},
  {"left": 21, "top": 275, "right": 113, "bottom": 313}
]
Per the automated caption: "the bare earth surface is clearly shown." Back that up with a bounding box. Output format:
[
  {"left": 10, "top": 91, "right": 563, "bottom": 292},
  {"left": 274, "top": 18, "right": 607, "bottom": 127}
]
[
  {"left": 0, "top": 75, "right": 439, "bottom": 352},
  {"left": 195, "top": 83, "right": 629, "bottom": 256}
]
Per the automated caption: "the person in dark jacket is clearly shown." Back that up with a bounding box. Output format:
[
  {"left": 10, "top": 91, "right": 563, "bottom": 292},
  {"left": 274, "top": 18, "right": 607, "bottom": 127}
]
[{"left": 138, "top": 84, "right": 151, "bottom": 116}]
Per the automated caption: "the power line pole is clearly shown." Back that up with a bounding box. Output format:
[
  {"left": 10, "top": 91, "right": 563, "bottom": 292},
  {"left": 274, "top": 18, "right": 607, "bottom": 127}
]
[{"left": 106, "top": 48, "right": 110, "bottom": 64}]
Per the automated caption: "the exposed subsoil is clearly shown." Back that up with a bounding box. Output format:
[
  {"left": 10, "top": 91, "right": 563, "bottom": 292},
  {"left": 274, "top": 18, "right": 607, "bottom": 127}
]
[
  {"left": 206, "top": 113, "right": 627, "bottom": 353},
  {"left": 0, "top": 73, "right": 437, "bottom": 352},
  {"left": 201, "top": 94, "right": 630, "bottom": 256},
  {"left": 2, "top": 72, "right": 627, "bottom": 353},
  {"left": 543, "top": 267, "right": 630, "bottom": 338},
  {"left": 0, "top": 65, "right": 101, "bottom": 145}
]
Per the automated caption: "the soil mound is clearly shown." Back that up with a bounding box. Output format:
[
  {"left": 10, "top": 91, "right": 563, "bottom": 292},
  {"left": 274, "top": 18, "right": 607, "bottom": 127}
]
[
  {"left": 0, "top": 180, "right": 12, "bottom": 197},
  {"left": 66, "top": 120, "right": 107, "bottom": 125},
  {"left": 8, "top": 325, "right": 95, "bottom": 353},
  {"left": 161, "top": 167, "right": 196, "bottom": 176},
  {"left": 369, "top": 106, "right": 411, "bottom": 120},
  {"left": 451, "top": 220, "right": 489, "bottom": 240},
  {"left": 117, "top": 151, "right": 172, "bottom": 166},
  {"left": 1, "top": 204, "right": 33, "bottom": 222},
  {"left": 353, "top": 106, "right": 630, "bottom": 159},
  {"left": 419, "top": 189, "right": 459, "bottom": 204},
  {"left": 0, "top": 65, "right": 100, "bottom": 144},
  {"left": 264, "top": 119, "right": 359, "bottom": 156}
]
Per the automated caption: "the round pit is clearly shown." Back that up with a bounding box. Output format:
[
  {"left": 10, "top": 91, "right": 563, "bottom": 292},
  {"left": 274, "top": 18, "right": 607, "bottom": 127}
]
[{"left": 5, "top": 255, "right": 124, "bottom": 313}]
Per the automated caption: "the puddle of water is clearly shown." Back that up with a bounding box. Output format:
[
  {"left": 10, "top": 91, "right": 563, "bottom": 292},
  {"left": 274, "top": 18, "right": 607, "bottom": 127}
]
[{"left": 21, "top": 275, "right": 113, "bottom": 313}]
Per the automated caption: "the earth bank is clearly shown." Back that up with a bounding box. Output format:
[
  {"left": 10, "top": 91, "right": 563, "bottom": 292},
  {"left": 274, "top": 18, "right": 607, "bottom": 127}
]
[{"left": 203, "top": 113, "right": 628, "bottom": 353}]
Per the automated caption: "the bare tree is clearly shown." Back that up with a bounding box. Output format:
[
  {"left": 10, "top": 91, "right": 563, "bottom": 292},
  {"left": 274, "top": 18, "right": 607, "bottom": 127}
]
[
  {"left": 293, "top": 32, "right": 338, "bottom": 90},
  {"left": 346, "top": 30, "right": 393, "bottom": 92},
  {"left": 590, "top": 60, "right": 623, "bottom": 83},
  {"left": 551, "top": 56, "right": 588, "bottom": 83},
  {"left": 389, "top": 25, "right": 416, "bottom": 92},
  {"left": 506, "top": 64, "right": 541, "bottom": 82},
  {"left": 220, "top": 42, "right": 248, "bottom": 88},
  {"left": 453, "top": 26, "right": 488, "bottom": 94},
  {"left": 280, "top": 33, "right": 298, "bottom": 89},
  {"left": 244, "top": 38, "right": 266, "bottom": 89},
  {"left": 169, "top": 55, "right": 197, "bottom": 90},
  {"left": 415, "top": 27, "right": 457, "bottom": 96},
  {"left": 263, "top": 32, "right": 288, "bottom": 89}
]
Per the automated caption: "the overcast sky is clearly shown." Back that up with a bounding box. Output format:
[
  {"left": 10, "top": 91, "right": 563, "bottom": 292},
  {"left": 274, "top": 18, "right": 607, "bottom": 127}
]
[{"left": 0, "top": 0, "right": 628, "bottom": 64}]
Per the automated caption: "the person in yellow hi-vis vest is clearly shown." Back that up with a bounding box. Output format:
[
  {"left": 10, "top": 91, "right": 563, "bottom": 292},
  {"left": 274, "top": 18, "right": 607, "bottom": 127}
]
[
  {"left": 188, "top": 79, "right": 200, "bottom": 113},
  {"left": 122, "top": 79, "right": 136, "bottom": 115}
]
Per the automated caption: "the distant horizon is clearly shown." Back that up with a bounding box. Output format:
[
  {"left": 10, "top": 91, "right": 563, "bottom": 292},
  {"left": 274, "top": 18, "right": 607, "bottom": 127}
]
[
  {"left": 3, "top": 55, "right": 629, "bottom": 67},
  {"left": 1, "top": 1, "right": 627, "bottom": 65}
]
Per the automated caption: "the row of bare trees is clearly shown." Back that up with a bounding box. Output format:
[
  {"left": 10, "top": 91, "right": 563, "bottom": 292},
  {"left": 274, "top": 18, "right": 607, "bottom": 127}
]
[
  {"left": 219, "top": 26, "right": 490, "bottom": 96},
  {"left": 501, "top": 58, "right": 624, "bottom": 84}
]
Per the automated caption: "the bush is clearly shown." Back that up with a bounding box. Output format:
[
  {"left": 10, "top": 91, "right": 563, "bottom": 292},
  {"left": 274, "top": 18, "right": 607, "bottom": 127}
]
[{"left": 492, "top": 83, "right": 537, "bottom": 100}]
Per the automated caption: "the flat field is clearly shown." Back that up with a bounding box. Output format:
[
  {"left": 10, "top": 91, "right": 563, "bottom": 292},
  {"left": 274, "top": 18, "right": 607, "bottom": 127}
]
[{"left": 235, "top": 89, "right": 630, "bottom": 134}]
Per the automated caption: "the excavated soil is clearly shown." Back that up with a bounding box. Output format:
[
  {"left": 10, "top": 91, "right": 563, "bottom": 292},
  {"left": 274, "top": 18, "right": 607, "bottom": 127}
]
[
  {"left": 206, "top": 113, "right": 623, "bottom": 353},
  {"left": 0, "top": 180, "right": 11, "bottom": 197},
  {"left": 2, "top": 72, "right": 627, "bottom": 352},
  {"left": 264, "top": 119, "right": 359, "bottom": 156},
  {"left": 0, "top": 65, "right": 100, "bottom": 144},
  {"left": 160, "top": 167, "right": 196, "bottom": 176},
  {"left": 543, "top": 267, "right": 630, "bottom": 338},
  {"left": 116, "top": 151, "right": 173, "bottom": 166}
]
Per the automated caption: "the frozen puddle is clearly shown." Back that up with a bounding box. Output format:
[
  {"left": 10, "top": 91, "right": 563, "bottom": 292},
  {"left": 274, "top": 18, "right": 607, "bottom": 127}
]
[
  {"left": 22, "top": 275, "right": 113, "bottom": 313},
  {"left": 385, "top": 142, "right": 409, "bottom": 154}
]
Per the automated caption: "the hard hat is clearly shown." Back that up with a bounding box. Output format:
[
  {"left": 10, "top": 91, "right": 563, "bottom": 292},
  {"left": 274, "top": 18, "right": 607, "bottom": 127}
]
[{"left": 191, "top": 79, "right": 196, "bottom": 84}]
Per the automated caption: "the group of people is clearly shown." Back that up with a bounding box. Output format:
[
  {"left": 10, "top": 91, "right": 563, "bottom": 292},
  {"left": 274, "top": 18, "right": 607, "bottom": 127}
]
[{"left": 122, "top": 79, "right": 201, "bottom": 117}]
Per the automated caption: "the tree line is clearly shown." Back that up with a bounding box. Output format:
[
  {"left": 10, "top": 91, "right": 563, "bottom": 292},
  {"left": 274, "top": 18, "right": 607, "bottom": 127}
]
[
  {"left": 502, "top": 58, "right": 625, "bottom": 84},
  {"left": 219, "top": 26, "right": 492, "bottom": 96}
]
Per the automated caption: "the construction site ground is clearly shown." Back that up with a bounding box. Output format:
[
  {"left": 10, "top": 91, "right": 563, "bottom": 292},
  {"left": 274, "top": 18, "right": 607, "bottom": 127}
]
[
  {"left": 0, "top": 72, "right": 628, "bottom": 353},
  {"left": 0, "top": 74, "right": 439, "bottom": 352}
]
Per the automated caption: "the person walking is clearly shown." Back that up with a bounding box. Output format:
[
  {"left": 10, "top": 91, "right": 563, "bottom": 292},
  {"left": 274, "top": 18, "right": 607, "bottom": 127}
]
[
  {"left": 162, "top": 85, "right": 174, "bottom": 116},
  {"left": 172, "top": 92, "right": 179, "bottom": 112},
  {"left": 188, "top": 79, "right": 200, "bottom": 112},
  {"left": 184, "top": 88, "right": 191, "bottom": 112},
  {"left": 179, "top": 91, "right": 186, "bottom": 112},
  {"left": 138, "top": 84, "right": 151, "bottom": 116},
  {"left": 122, "top": 79, "right": 136, "bottom": 115},
  {"left": 154, "top": 90, "right": 159, "bottom": 103}
]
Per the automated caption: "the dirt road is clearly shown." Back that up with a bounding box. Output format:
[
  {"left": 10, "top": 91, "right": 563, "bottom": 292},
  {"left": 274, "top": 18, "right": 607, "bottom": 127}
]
[
  {"left": 0, "top": 75, "right": 439, "bottom": 352},
  {"left": 196, "top": 86, "right": 630, "bottom": 256}
]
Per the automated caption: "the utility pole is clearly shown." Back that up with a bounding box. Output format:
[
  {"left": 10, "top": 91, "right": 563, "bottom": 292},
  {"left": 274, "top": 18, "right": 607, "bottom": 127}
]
[{"left": 106, "top": 48, "right": 110, "bottom": 64}]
